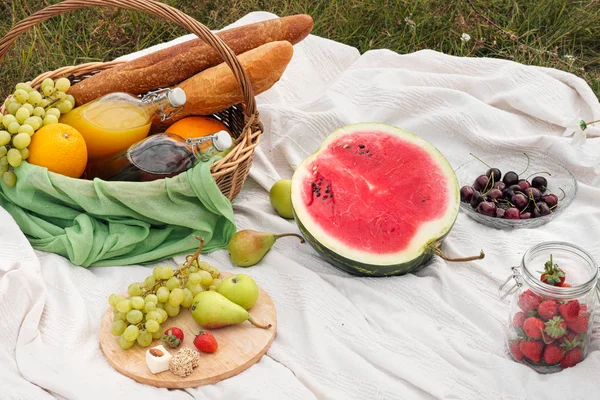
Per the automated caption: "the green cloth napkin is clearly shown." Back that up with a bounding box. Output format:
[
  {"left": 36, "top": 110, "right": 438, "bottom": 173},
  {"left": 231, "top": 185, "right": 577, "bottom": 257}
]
[{"left": 0, "top": 160, "right": 236, "bottom": 267}]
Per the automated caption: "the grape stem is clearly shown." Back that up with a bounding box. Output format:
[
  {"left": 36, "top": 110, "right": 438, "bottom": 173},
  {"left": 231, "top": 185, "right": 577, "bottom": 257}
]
[{"left": 141, "top": 236, "right": 206, "bottom": 296}]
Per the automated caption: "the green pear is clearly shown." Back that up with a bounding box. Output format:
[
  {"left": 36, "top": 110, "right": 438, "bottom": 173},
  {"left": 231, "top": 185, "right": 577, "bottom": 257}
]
[
  {"left": 191, "top": 291, "right": 271, "bottom": 329},
  {"left": 269, "top": 179, "right": 294, "bottom": 218},
  {"left": 217, "top": 274, "right": 259, "bottom": 310},
  {"left": 227, "top": 229, "right": 305, "bottom": 267}
]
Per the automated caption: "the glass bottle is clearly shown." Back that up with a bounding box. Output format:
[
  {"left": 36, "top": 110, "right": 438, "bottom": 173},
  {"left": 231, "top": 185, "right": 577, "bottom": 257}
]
[
  {"left": 498, "top": 241, "right": 598, "bottom": 373},
  {"left": 59, "top": 88, "right": 187, "bottom": 160},
  {"left": 84, "top": 130, "right": 233, "bottom": 182}
]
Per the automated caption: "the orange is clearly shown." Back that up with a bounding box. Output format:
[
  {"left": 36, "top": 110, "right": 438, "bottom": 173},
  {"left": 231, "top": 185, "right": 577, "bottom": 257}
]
[
  {"left": 28, "top": 123, "right": 88, "bottom": 178},
  {"left": 165, "top": 116, "right": 231, "bottom": 140}
]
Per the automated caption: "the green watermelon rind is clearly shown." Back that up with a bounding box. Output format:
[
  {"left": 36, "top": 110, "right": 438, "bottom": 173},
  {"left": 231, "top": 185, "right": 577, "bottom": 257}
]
[{"left": 291, "top": 122, "right": 460, "bottom": 277}]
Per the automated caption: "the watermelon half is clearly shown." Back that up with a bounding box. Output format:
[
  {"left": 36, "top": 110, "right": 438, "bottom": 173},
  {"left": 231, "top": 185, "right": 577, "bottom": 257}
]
[{"left": 291, "top": 122, "right": 467, "bottom": 277}]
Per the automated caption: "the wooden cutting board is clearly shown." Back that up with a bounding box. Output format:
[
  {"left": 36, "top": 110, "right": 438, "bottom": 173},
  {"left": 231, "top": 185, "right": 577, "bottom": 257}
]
[{"left": 99, "top": 272, "right": 277, "bottom": 388}]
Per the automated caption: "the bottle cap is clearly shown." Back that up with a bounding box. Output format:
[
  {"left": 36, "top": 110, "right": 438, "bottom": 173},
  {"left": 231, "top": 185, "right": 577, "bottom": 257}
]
[
  {"left": 167, "top": 88, "right": 187, "bottom": 107},
  {"left": 213, "top": 130, "right": 233, "bottom": 152}
]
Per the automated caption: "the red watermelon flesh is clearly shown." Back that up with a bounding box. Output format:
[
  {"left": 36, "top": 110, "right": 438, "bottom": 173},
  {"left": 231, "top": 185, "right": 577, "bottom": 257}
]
[{"left": 299, "top": 130, "right": 450, "bottom": 254}]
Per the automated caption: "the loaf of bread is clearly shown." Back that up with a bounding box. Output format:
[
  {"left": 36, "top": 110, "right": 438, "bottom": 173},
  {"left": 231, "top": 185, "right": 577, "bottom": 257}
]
[
  {"left": 151, "top": 41, "right": 294, "bottom": 131},
  {"left": 69, "top": 14, "right": 313, "bottom": 105}
]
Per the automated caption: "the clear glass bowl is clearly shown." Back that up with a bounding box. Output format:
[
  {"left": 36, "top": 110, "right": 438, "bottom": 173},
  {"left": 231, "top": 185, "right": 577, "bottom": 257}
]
[{"left": 454, "top": 153, "right": 578, "bottom": 229}]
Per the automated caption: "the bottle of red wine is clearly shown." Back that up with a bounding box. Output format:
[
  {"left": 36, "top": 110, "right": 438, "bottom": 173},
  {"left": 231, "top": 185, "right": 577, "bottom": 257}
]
[{"left": 84, "top": 130, "right": 232, "bottom": 182}]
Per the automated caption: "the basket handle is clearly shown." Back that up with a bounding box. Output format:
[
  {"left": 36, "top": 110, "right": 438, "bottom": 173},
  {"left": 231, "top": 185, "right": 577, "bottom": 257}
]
[{"left": 0, "top": 0, "right": 258, "bottom": 118}]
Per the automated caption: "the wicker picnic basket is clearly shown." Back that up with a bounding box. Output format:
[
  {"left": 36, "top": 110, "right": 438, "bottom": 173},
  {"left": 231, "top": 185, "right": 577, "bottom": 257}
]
[{"left": 0, "top": 0, "right": 263, "bottom": 201}]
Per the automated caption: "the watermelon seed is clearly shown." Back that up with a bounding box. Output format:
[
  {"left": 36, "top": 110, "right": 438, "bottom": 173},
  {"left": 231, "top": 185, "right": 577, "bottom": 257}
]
[
  {"left": 316, "top": 193, "right": 321, "bottom": 197},
  {"left": 359, "top": 145, "right": 365, "bottom": 149}
]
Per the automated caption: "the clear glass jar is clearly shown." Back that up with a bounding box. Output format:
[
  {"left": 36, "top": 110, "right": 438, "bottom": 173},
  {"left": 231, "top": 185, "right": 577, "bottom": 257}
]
[{"left": 499, "top": 241, "right": 598, "bottom": 373}]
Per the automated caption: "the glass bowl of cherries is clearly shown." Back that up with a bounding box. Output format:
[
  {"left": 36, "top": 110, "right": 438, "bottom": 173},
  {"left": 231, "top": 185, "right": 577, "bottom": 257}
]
[{"left": 454, "top": 153, "right": 578, "bottom": 229}]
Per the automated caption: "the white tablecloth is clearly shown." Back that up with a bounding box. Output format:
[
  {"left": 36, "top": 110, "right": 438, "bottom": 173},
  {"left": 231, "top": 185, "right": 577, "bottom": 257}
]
[{"left": 2, "top": 11, "right": 600, "bottom": 400}]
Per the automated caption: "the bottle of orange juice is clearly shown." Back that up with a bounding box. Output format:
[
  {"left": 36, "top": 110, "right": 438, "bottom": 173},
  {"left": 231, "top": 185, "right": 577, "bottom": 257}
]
[{"left": 59, "top": 88, "right": 186, "bottom": 159}]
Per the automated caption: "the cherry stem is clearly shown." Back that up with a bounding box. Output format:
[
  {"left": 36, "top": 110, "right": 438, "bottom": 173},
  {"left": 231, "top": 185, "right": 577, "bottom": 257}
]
[
  {"left": 525, "top": 171, "right": 552, "bottom": 180},
  {"left": 469, "top": 153, "right": 492, "bottom": 169},
  {"left": 585, "top": 119, "right": 600, "bottom": 125},
  {"left": 433, "top": 247, "right": 485, "bottom": 262},
  {"left": 248, "top": 315, "right": 272, "bottom": 329},
  {"left": 274, "top": 233, "right": 306, "bottom": 243},
  {"left": 517, "top": 153, "right": 530, "bottom": 176},
  {"left": 558, "top": 188, "right": 566, "bottom": 202}
]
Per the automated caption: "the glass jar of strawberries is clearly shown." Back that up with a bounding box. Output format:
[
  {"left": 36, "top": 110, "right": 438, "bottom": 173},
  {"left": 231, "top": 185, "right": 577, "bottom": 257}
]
[{"left": 499, "top": 241, "right": 599, "bottom": 373}]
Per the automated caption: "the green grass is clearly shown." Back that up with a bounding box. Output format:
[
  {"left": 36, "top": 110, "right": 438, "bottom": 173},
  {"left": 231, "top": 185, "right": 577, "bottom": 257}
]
[{"left": 1, "top": 0, "right": 599, "bottom": 101}]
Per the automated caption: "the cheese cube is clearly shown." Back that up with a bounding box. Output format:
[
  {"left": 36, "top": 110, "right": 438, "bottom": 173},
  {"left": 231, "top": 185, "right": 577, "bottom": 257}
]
[{"left": 145, "top": 345, "right": 173, "bottom": 374}]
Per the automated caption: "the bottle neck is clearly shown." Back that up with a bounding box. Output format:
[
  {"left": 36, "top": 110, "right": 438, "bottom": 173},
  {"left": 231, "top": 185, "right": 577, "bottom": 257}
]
[{"left": 141, "top": 89, "right": 183, "bottom": 121}]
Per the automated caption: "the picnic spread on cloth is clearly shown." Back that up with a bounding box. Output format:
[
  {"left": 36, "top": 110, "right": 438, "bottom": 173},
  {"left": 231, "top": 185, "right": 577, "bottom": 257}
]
[{"left": 1, "top": 7, "right": 600, "bottom": 400}]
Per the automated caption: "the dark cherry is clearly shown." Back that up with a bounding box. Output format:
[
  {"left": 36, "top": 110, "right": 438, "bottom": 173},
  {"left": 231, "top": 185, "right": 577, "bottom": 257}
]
[
  {"left": 520, "top": 212, "right": 532, "bottom": 219},
  {"left": 473, "top": 175, "right": 489, "bottom": 192},
  {"left": 504, "top": 208, "right": 520, "bottom": 219},
  {"left": 486, "top": 188, "right": 503, "bottom": 201},
  {"left": 486, "top": 168, "right": 502, "bottom": 182},
  {"left": 531, "top": 176, "right": 548, "bottom": 193},
  {"left": 495, "top": 208, "right": 505, "bottom": 218},
  {"left": 542, "top": 193, "right": 558, "bottom": 208},
  {"left": 493, "top": 182, "right": 506, "bottom": 191},
  {"left": 533, "top": 202, "right": 551, "bottom": 217},
  {"left": 523, "top": 187, "right": 541, "bottom": 202},
  {"left": 503, "top": 171, "right": 519, "bottom": 186},
  {"left": 470, "top": 191, "right": 484, "bottom": 209},
  {"left": 477, "top": 201, "right": 496, "bottom": 217},
  {"left": 511, "top": 193, "right": 528, "bottom": 209},
  {"left": 504, "top": 184, "right": 522, "bottom": 199},
  {"left": 517, "top": 180, "right": 531, "bottom": 191},
  {"left": 460, "top": 186, "right": 475, "bottom": 203}
]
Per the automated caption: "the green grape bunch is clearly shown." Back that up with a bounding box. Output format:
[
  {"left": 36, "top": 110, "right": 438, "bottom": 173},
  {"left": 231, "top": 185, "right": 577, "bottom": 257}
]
[
  {"left": 0, "top": 78, "right": 76, "bottom": 187},
  {"left": 106, "top": 237, "right": 223, "bottom": 350}
]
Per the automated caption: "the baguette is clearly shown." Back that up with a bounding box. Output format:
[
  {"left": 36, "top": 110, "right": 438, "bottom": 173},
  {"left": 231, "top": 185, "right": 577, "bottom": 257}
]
[
  {"left": 69, "top": 15, "right": 313, "bottom": 105},
  {"left": 151, "top": 41, "right": 294, "bottom": 131}
]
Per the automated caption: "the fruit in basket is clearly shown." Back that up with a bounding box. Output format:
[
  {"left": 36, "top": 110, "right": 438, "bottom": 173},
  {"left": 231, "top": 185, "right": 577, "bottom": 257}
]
[
  {"left": 106, "top": 237, "right": 226, "bottom": 350},
  {"left": 459, "top": 153, "right": 564, "bottom": 220},
  {"left": 193, "top": 330, "right": 218, "bottom": 353},
  {"left": 191, "top": 291, "right": 271, "bottom": 329},
  {"left": 270, "top": 179, "right": 294, "bottom": 219},
  {"left": 227, "top": 230, "right": 305, "bottom": 267},
  {"left": 518, "top": 290, "right": 541, "bottom": 313},
  {"left": 537, "top": 300, "right": 558, "bottom": 321},
  {"left": 290, "top": 122, "right": 484, "bottom": 277},
  {"left": 509, "top": 340, "right": 525, "bottom": 361},
  {"left": 567, "top": 308, "right": 589, "bottom": 334},
  {"left": 165, "top": 116, "right": 230, "bottom": 141},
  {"left": 27, "top": 123, "right": 88, "bottom": 178},
  {"left": 0, "top": 79, "right": 75, "bottom": 186},
  {"left": 217, "top": 274, "right": 259, "bottom": 310}
]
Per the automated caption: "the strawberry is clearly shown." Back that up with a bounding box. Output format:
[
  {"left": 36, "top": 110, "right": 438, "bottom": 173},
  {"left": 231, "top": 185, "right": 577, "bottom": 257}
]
[
  {"left": 558, "top": 300, "right": 580, "bottom": 323},
  {"left": 523, "top": 317, "right": 545, "bottom": 339},
  {"left": 161, "top": 327, "right": 184, "bottom": 348},
  {"left": 559, "top": 332, "right": 584, "bottom": 350},
  {"left": 512, "top": 311, "right": 526, "bottom": 328},
  {"left": 519, "top": 340, "right": 544, "bottom": 363},
  {"left": 567, "top": 308, "right": 589, "bottom": 334},
  {"left": 518, "top": 290, "right": 541, "bottom": 314},
  {"left": 561, "top": 283, "right": 572, "bottom": 287},
  {"left": 543, "top": 342, "right": 565, "bottom": 364},
  {"left": 509, "top": 340, "right": 524, "bottom": 361},
  {"left": 539, "top": 254, "right": 565, "bottom": 286},
  {"left": 544, "top": 316, "right": 567, "bottom": 340},
  {"left": 193, "top": 330, "right": 218, "bottom": 353},
  {"left": 560, "top": 348, "right": 583, "bottom": 368},
  {"left": 537, "top": 300, "right": 558, "bottom": 321}
]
